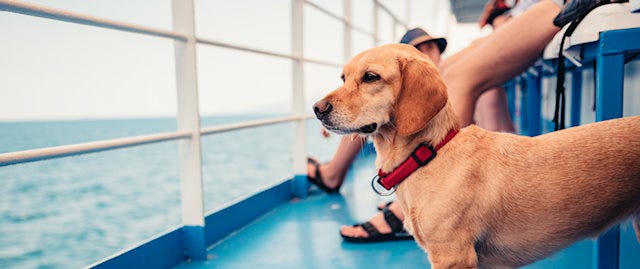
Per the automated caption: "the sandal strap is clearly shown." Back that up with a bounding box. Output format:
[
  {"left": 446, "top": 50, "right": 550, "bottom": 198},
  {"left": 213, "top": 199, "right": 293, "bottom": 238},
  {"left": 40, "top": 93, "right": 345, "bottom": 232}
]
[
  {"left": 378, "top": 201, "right": 393, "bottom": 211},
  {"left": 382, "top": 206, "right": 404, "bottom": 233},
  {"left": 359, "top": 222, "right": 381, "bottom": 238}
]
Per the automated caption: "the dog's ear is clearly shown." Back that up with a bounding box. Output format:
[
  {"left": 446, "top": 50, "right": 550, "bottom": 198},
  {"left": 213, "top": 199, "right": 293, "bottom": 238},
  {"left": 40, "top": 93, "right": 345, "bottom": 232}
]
[{"left": 395, "top": 56, "right": 448, "bottom": 136}]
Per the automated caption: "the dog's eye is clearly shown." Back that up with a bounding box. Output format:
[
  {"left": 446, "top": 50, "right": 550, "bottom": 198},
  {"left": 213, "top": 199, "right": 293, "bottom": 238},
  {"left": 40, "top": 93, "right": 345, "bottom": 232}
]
[
  {"left": 362, "top": 72, "right": 380, "bottom": 83},
  {"left": 340, "top": 74, "right": 345, "bottom": 82}
]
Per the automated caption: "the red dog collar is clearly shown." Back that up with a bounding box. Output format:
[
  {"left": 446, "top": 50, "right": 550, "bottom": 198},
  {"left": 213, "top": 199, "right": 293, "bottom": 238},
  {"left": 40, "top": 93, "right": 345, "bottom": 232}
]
[{"left": 373, "top": 129, "right": 458, "bottom": 194}]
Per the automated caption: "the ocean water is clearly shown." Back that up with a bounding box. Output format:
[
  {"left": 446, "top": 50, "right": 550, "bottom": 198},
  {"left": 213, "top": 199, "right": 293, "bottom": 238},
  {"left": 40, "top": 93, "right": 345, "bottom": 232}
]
[{"left": 0, "top": 115, "right": 340, "bottom": 268}]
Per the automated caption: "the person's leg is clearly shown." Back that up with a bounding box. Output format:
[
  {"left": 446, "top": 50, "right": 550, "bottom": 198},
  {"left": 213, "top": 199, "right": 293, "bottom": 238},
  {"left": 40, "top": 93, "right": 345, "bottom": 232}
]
[
  {"left": 307, "top": 135, "right": 365, "bottom": 190},
  {"left": 438, "top": 36, "right": 487, "bottom": 73},
  {"left": 474, "top": 87, "right": 516, "bottom": 132},
  {"left": 340, "top": 198, "right": 405, "bottom": 238},
  {"left": 442, "top": 0, "right": 561, "bottom": 126}
]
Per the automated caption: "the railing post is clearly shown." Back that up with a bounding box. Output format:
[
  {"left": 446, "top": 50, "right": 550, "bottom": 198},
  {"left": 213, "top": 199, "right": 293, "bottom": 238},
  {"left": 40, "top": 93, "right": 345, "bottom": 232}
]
[
  {"left": 373, "top": 0, "right": 379, "bottom": 46},
  {"left": 505, "top": 79, "right": 517, "bottom": 126},
  {"left": 570, "top": 69, "right": 582, "bottom": 127},
  {"left": 291, "top": 0, "right": 308, "bottom": 198},
  {"left": 524, "top": 66, "right": 541, "bottom": 136},
  {"left": 172, "top": 0, "right": 207, "bottom": 261},
  {"left": 593, "top": 30, "right": 626, "bottom": 269},
  {"left": 343, "top": 0, "right": 352, "bottom": 61}
]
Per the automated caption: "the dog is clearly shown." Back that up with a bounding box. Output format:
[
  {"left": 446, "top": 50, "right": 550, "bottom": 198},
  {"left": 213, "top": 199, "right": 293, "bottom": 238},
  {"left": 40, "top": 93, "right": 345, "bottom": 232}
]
[{"left": 313, "top": 43, "right": 640, "bottom": 268}]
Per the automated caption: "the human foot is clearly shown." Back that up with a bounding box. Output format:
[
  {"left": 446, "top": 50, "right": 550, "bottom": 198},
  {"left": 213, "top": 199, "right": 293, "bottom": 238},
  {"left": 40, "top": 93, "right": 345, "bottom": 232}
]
[
  {"left": 340, "top": 202, "right": 413, "bottom": 242},
  {"left": 307, "top": 158, "right": 342, "bottom": 193},
  {"left": 376, "top": 201, "right": 393, "bottom": 211}
]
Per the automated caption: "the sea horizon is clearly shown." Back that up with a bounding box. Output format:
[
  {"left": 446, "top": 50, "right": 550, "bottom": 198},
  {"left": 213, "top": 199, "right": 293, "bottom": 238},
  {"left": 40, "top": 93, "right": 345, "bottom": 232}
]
[{"left": 0, "top": 114, "right": 341, "bottom": 268}]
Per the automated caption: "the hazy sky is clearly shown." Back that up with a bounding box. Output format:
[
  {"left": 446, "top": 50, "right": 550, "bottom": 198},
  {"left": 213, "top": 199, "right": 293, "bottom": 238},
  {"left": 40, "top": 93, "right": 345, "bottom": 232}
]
[{"left": 0, "top": 0, "right": 489, "bottom": 121}]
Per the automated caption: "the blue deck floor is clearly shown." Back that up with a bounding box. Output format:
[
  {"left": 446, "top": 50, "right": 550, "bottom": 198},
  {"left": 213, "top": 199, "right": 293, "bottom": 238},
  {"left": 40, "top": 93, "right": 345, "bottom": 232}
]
[{"left": 176, "top": 152, "right": 640, "bottom": 269}]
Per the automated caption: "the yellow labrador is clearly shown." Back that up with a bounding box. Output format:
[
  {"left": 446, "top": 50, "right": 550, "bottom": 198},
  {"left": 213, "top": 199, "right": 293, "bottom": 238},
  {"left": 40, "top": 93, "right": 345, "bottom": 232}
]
[{"left": 313, "top": 43, "right": 640, "bottom": 268}]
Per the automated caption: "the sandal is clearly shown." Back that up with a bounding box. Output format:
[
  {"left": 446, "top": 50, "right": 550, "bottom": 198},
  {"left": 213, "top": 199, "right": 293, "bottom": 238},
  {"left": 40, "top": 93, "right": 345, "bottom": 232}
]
[
  {"left": 307, "top": 158, "right": 340, "bottom": 193},
  {"left": 376, "top": 201, "right": 394, "bottom": 211},
  {"left": 341, "top": 205, "right": 413, "bottom": 243}
]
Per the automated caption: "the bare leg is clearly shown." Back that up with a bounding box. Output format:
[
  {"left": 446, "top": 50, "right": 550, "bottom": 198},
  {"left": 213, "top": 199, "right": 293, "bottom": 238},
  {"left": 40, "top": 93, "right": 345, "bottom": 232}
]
[
  {"left": 307, "top": 135, "right": 365, "bottom": 189},
  {"left": 441, "top": 39, "right": 517, "bottom": 132},
  {"left": 442, "top": 0, "right": 561, "bottom": 126},
  {"left": 474, "top": 87, "right": 515, "bottom": 132},
  {"left": 438, "top": 36, "right": 488, "bottom": 73}
]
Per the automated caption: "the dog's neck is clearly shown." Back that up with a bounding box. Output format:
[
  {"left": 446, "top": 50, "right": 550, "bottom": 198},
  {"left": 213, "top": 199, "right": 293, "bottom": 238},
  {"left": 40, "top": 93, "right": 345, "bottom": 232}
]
[{"left": 372, "top": 102, "right": 460, "bottom": 173}]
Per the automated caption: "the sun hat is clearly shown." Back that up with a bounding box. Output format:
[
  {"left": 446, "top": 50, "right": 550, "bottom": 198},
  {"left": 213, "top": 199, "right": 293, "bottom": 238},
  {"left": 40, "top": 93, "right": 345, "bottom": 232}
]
[{"left": 400, "top": 28, "right": 447, "bottom": 54}]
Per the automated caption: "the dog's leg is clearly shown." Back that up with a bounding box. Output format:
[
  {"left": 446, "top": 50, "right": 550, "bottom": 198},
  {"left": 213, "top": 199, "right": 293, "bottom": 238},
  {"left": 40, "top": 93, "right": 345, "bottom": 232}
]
[
  {"left": 423, "top": 239, "right": 478, "bottom": 269},
  {"left": 406, "top": 206, "right": 479, "bottom": 268}
]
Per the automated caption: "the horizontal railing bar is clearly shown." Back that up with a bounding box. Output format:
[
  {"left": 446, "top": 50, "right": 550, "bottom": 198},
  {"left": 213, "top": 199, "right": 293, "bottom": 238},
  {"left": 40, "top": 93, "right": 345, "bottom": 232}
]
[
  {"left": 304, "top": 57, "right": 343, "bottom": 68},
  {"left": 351, "top": 25, "right": 374, "bottom": 37},
  {"left": 196, "top": 37, "right": 295, "bottom": 60},
  {"left": 200, "top": 115, "right": 314, "bottom": 136},
  {"left": 0, "top": 131, "right": 192, "bottom": 167},
  {"left": 0, "top": 0, "right": 346, "bottom": 68},
  {"left": 304, "top": 1, "right": 344, "bottom": 25},
  {"left": 0, "top": 0, "right": 188, "bottom": 41},
  {"left": 196, "top": 37, "right": 343, "bottom": 68},
  {"left": 303, "top": 0, "right": 372, "bottom": 38},
  {"left": 373, "top": 0, "right": 408, "bottom": 29},
  {"left": 0, "top": 115, "right": 316, "bottom": 167}
]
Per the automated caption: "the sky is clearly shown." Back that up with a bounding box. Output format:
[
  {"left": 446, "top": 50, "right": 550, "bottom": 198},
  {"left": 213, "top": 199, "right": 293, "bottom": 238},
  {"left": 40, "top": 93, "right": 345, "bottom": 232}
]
[{"left": 0, "top": 0, "right": 490, "bottom": 121}]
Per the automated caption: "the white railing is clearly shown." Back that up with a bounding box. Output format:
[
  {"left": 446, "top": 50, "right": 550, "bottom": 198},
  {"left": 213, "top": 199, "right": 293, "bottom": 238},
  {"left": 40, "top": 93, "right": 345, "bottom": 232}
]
[{"left": 0, "top": 0, "right": 409, "bottom": 262}]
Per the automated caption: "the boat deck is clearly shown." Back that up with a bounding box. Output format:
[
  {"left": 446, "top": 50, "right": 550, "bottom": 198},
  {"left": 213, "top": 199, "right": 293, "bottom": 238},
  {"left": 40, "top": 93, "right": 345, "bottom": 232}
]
[{"left": 174, "top": 152, "right": 640, "bottom": 269}]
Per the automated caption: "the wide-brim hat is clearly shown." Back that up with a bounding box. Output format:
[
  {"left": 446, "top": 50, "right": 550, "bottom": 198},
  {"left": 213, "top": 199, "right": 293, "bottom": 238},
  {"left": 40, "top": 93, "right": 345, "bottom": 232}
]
[{"left": 400, "top": 28, "right": 447, "bottom": 54}]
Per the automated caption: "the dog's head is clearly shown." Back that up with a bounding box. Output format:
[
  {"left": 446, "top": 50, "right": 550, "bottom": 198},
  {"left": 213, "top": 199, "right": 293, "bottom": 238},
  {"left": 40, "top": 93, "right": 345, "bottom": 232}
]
[{"left": 313, "top": 44, "right": 448, "bottom": 137}]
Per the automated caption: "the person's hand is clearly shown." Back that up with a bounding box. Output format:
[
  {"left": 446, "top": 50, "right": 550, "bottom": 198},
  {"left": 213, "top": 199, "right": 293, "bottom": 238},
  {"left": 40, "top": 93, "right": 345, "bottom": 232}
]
[{"left": 478, "top": 0, "right": 509, "bottom": 28}]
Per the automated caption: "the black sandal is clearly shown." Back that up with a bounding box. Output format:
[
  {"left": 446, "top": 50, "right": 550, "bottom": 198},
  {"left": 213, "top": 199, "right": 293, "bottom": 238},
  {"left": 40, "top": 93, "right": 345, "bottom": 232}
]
[
  {"left": 341, "top": 205, "right": 413, "bottom": 243},
  {"left": 376, "top": 201, "right": 394, "bottom": 211},
  {"left": 307, "top": 158, "right": 340, "bottom": 193}
]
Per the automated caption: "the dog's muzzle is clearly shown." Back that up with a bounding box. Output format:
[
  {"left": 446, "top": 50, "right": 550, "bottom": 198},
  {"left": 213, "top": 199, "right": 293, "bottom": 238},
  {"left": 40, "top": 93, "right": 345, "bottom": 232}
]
[
  {"left": 313, "top": 99, "right": 378, "bottom": 134},
  {"left": 313, "top": 100, "right": 332, "bottom": 121}
]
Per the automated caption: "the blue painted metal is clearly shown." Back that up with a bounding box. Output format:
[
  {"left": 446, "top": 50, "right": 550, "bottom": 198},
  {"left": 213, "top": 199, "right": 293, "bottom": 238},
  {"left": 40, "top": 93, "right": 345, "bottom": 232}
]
[
  {"left": 594, "top": 227, "right": 620, "bottom": 269},
  {"left": 505, "top": 79, "right": 517, "bottom": 124},
  {"left": 619, "top": 221, "right": 640, "bottom": 269},
  {"left": 291, "top": 174, "right": 309, "bottom": 198},
  {"left": 90, "top": 181, "right": 293, "bottom": 268},
  {"left": 182, "top": 226, "right": 207, "bottom": 261},
  {"left": 598, "top": 28, "right": 640, "bottom": 55},
  {"left": 518, "top": 77, "right": 529, "bottom": 133},
  {"left": 595, "top": 53, "right": 624, "bottom": 121},
  {"left": 570, "top": 69, "right": 582, "bottom": 127},
  {"left": 525, "top": 67, "right": 542, "bottom": 136},
  {"left": 90, "top": 227, "right": 184, "bottom": 269},
  {"left": 203, "top": 180, "right": 292, "bottom": 246}
]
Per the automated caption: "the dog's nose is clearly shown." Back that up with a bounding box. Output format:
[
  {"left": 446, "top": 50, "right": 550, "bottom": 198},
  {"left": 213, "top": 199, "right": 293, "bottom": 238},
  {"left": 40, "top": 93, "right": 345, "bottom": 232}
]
[{"left": 313, "top": 100, "right": 333, "bottom": 120}]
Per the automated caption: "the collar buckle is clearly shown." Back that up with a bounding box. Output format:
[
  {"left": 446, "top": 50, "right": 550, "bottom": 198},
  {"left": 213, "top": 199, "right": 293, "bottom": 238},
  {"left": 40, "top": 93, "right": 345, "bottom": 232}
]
[
  {"left": 412, "top": 144, "right": 436, "bottom": 166},
  {"left": 371, "top": 174, "right": 397, "bottom": 196}
]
